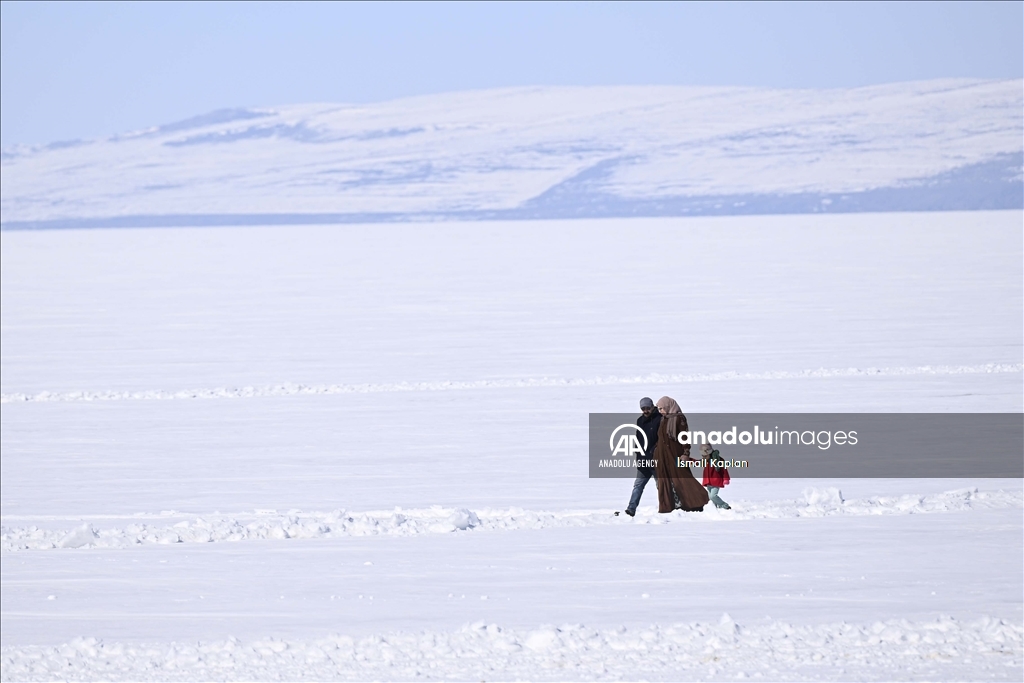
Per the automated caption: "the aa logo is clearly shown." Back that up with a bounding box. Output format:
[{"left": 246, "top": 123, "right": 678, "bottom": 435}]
[{"left": 609, "top": 424, "right": 648, "bottom": 457}]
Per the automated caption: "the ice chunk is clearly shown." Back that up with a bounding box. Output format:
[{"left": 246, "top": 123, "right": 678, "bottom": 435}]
[
  {"left": 803, "top": 487, "right": 844, "bottom": 507},
  {"left": 57, "top": 524, "right": 97, "bottom": 549},
  {"left": 448, "top": 508, "right": 480, "bottom": 530}
]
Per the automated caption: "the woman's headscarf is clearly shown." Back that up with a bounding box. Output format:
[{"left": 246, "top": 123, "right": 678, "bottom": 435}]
[
  {"left": 656, "top": 396, "right": 686, "bottom": 441},
  {"left": 656, "top": 396, "right": 682, "bottom": 414}
]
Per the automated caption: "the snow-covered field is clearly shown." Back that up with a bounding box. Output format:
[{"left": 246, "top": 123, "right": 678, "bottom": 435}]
[
  {"left": 2, "top": 80, "right": 1021, "bottom": 227},
  {"left": 1, "top": 210, "right": 1022, "bottom": 681}
]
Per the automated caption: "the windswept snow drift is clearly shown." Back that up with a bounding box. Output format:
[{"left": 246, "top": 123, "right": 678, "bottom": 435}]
[
  {"left": 2, "top": 363, "right": 1019, "bottom": 404},
  {"left": 2, "top": 616, "right": 1020, "bottom": 682},
  {"left": 2, "top": 488, "right": 1021, "bottom": 552},
  {"left": 2, "top": 80, "right": 1021, "bottom": 227}
]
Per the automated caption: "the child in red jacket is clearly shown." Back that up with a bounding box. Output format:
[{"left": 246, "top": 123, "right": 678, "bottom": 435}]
[{"left": 700, "top": 442, "right": 731, "bottom": 509}]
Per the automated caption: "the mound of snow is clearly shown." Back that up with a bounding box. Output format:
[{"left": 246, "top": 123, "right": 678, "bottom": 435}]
[
  {"left": 447, "top": 508, "right": 480, "bottom": 530},
  {"left": 3, "top": 488, "right": 1020, "bottom": 552},
  {"left": 1, "top": 616, "right": 1018, "bottom": 681},
  {"left": 55, "top": 524, "right": 96, "bottom": 549},
  {"left": 802, "top": 487, "right": 845, "bottom": 507}
]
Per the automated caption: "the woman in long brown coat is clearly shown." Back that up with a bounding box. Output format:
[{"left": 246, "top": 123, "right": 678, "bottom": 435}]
[{"left": 654, "top": 396, "right": 710, "bottom": 513}]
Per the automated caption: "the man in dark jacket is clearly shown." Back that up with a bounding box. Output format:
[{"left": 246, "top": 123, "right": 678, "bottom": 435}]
[{"left": 624, "top": 397, "right": 661, "bottom": 517}]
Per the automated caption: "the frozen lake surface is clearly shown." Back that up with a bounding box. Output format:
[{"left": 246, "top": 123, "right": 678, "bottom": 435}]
[{"left": 1, "top": 211, "right": 1021, "bottom": 680}]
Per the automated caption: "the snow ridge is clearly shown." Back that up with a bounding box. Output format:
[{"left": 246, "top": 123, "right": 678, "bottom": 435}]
[
  {"left": 3, "top": 488, "right": 1019, "bottom": 552},
  {"left": 1, "top": 615, "right": 1019, "bottom": 682},
  {"left": 2, "top": 363, "right": 1020, "bottom": 404}
]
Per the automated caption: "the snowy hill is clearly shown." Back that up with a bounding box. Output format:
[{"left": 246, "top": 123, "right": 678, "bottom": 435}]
[{"left": 1, "top": 79, "right": 1021, "bottom": 228}]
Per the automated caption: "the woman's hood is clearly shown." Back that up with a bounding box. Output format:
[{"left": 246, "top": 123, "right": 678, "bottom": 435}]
[{"left": 656, "top": 396, "right": 682, "bottom": 414}]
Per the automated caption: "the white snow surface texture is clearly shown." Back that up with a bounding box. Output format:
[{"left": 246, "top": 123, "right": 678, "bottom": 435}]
[
  {"left": 1, "top": 211, "right": 1022, "bottom": 681},
  {"left": 5, "top": 616, "right": 1020, "bottom": 682},
  {"left": 1, "top": 79, "right": 1021, "bottom": 223},
  {"left": 1, "top": 487, "right": 1021, "bottom": 552}
]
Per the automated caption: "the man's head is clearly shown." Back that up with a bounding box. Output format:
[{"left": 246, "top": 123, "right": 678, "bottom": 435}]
[{"left": 639, "top": 397, "right": 655, "bottom": 416}]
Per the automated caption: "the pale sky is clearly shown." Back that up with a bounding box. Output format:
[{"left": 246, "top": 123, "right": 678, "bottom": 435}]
[{"left": 1, "top": 0, "right": 1021, "bottom": 147}]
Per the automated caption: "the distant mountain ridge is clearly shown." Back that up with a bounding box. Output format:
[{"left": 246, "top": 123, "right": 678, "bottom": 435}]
[{"left": 2, "top": 80, "right": 1021, "bottom": 229}]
